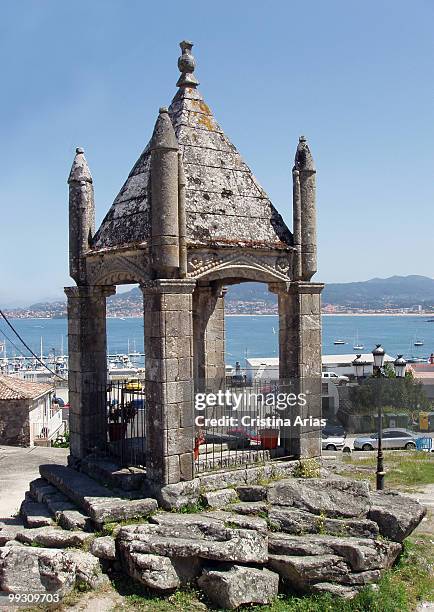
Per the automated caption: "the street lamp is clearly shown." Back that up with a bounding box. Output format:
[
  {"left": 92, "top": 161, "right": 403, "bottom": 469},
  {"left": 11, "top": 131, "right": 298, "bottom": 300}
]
[
  {"left": 352, "top": 354, "right": 369, "bottom": 379},
  {"left": 372, "top": 344, "right": 386, "bottom": 370},
  {"left": 394, "top": 355, "right": 407, "bottom": 379}
]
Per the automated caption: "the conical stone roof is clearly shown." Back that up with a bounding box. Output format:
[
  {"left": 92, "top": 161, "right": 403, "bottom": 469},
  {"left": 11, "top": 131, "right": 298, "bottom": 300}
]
[{"left": 92, "top": 44, "right": 292, "bottom": 252}]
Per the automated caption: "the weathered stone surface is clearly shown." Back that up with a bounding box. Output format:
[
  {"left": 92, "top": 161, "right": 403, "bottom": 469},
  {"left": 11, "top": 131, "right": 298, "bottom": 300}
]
[
  {"left": 236, "top": 485, "right": 267, "bottom": 502},
  {"left": 29, "top": 478, "right": 58, "bottom": 502},
  {"left": 267, "top": 479, "right": 370, "bottom": 518},
  {"left": 118, "top": 520, "right": 268, "bottom": 564},
  {"left": 198, "top": 565, "right": 279, "bottom": 609},
  {"left": 268, "top": 533, "right": 401, "bottom": 572},
  {"left": 122, "top": 552, "right": 180, "bottom": 591},
  {"left": 156, "top": 479, "right": 200, "bottom": 510},
  {"left": 368, "top": 491, "right": 426, "bottom": 542},
  {"left": 0, "top": 547, "right": 104, "bottom": 595},
  {"left": 230, "top": 501, "right": 269, "bottom": 515},
  {"left": 66, "top": 550, "right": 107, "bottom": 590},
  {"left": 16, "top": 526, "right": 92, "bottom": 549},
  {"left": 89, "top": 497, "right": 158, "bottom": 525},
  {"left": 20, "top": 500, "right": 53, "bottom": 527},
  {"left": 0, "top": 525, "right": 22, "bottom": 546},
  {"left": 311, "top": 582, "right": 359, "bottom": 599},
  {"left": 150, "top": 510, "right": 268, "bottom": 534},
  {"left": 90, "top": 536, "right": 116, "bottom": 561},
  {"left": 39, "top": 464, "right": 157, "bottom": 524},
  {"left": 269, "top": 507, "right": 379, "bottom": 538},
  {"left": 58, "top": 509, "right": 93, "bottom": 532},
  {"left": 269, "top": 554, "right": 349, "bottom": 588},
  {"left": 202, "top": 488, "right": 238, "bottom": 509},
  {"left": 206, "top": 511, "right": 268, "bottom": 533}
]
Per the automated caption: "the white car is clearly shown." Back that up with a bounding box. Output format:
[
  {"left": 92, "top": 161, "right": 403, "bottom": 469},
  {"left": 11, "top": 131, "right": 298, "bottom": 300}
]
[
  {"left": 322, "top": 372, "right": 349, "bottom": 384},
  {"left": 322, "top": 433, "right": 346, "bottom": 451}
]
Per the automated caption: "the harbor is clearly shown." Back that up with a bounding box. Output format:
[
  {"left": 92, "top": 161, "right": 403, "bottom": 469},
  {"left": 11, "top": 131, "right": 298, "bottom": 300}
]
[{"left": 1, "top": 314, "right": 433, "bottom": 383}]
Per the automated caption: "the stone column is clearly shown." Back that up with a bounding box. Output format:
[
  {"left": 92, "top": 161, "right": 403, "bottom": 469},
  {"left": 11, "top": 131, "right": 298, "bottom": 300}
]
[
  {"left": 142, "top": 279, "right": 196, "bottom": 485},
  {"left": 271, "top": 281, "right": 324, "bottom": 458},
  {"left": 66, "top": 284, "right": 115, "bottom": 460},
  {"left": 193, "top": 282, "right": 226, "bottom": 392}
]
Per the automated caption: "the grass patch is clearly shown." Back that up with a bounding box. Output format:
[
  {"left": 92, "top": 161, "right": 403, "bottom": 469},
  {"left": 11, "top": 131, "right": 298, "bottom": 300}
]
[
  {"left": 176, "top": 500, "right": 207, "bottom": 514},
  {"left": 340, "top": 451, "right": 434, "bottom": 491}
]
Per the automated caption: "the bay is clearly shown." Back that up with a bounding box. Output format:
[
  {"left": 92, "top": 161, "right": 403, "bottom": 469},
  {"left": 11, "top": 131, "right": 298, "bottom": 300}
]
[{"left": 2, "top": 315, "right": 433, "bottom": 366}]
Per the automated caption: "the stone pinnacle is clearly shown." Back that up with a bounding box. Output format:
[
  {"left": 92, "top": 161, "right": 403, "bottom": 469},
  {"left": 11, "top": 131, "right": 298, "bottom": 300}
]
[
  {"left": 295, "top": 136, "right": 315, "bottom": 172},
  {"left": 68, "top": 147, "right": 92, "bottom": 183},
  {"left": 176, "top": 40, "right": 199, "bottom": 88}
]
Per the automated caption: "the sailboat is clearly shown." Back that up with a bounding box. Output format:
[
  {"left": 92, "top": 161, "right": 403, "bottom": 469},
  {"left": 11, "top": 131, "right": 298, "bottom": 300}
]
[
  {"left": 414, "top": 339, "right": 424, "bottom": 347},
  {"left": 334, "top": 339, "right": 346, "bottom": 345},
  {"left": 353, "top": 331, "right": 364, "bottom": 351}
]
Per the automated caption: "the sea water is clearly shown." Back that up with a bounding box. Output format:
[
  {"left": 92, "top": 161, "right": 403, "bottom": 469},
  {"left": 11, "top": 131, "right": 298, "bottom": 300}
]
[{"left": 2, "top": 315, "right": 433, "bottom": 366}]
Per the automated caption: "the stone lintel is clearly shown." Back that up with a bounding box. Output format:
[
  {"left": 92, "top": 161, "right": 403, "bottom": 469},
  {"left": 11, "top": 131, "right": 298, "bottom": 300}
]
[
  {"left": 65, "top": 285, "right": 116, "bottom": 299},
  {"left": 269, "top": 281, "right": 324, "bottom": 296},
  {"left": 141, "top": 279, "right": 196, "bottom": 295}
]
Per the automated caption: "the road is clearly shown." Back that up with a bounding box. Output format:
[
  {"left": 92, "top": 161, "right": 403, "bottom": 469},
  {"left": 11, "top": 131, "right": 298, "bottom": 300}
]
[{"left": 0, "top": 445, "right": 68, "bottom": 520}]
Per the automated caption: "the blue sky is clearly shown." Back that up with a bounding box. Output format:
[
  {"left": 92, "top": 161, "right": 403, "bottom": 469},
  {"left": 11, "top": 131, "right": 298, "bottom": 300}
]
[{"left": 1, "top": 0, "right": 433, "bottom": 305}]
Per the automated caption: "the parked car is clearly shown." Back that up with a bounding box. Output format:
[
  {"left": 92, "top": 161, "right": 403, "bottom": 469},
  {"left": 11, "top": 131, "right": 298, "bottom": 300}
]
[
  {"left": 322, "top": 433, "right": 346, "bottom": 451},
  {"left": 353, "top": 429, "right": 419, "bottom": 451},
  {"left": 125, "top": 379, "right": 142, "bottom": 391},
  {"left": 322, "top": 372, "right": 349, "bottom": 384}
]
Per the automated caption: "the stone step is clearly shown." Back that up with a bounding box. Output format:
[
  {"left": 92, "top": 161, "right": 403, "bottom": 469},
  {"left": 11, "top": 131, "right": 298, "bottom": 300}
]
[
  {"left": 15, "top": 526, "right": 93, "bottom": 549},
  {"left": 40, "top": 464, "right": 158, "bottom": 526},
  {"left": 20, "top": 500, "right": 53, "bottom": 528},
  {"left": 80, "top": 457, "right": 146, "bottom": 492},
  {"left": 27, "top": 478, "right": 93, "bottom": 531}
]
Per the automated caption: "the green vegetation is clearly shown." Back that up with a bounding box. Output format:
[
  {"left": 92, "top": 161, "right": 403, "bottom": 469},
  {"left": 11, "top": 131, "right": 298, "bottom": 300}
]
[
  {"left": 340, "top": 451, "right": 434, "bottom": 491},
  {"left": 52, "top": 431, "right": 70, "bottom": 448},
  {"left": 349, "top": 369, "right": 430, "bottom": 415},
  {"left": 176, "top": 500, "right": 207, "bottom": 514},
  {"left": 292, "top": 458, "right": 321, "bottom": 478}
]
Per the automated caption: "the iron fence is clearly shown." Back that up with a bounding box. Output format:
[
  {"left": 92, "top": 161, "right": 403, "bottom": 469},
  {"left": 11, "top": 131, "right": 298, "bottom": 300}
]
[
  {"left": 194, "top": 376, "right": 322, "bottom": 473},
  {"left": 86, "top": 380, "right": 147, "bottom": 468}
]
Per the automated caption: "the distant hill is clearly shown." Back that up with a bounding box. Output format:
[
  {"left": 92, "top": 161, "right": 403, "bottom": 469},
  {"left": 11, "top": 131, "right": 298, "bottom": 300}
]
[
  {"left": 322, "top": 275, "right": 434, "bottom": 309},
  {"left": 6, "top": 275, "right": 434, "bottom": 316}
]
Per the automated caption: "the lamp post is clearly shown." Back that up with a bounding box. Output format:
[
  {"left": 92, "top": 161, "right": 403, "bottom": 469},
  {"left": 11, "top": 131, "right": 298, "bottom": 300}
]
[
  {"left": 352, "top": 346, "right": 407, "bottom": 491},
  {"left": 371, "top": 345, "right": 386, "bottom": 490}
]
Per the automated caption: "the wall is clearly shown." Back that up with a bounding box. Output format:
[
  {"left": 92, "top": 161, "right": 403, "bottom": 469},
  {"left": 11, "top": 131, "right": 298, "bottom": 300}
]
[{"left": 0, "top": 399, "right": 30, "bottom": 446}]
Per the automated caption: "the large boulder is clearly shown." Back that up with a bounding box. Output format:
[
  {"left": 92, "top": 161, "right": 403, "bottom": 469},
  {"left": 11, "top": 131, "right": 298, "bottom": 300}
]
[
  {"left": 269, "top": 506, "right": 379, "bottom": 538},
  {"left": 202, "top": 488, "right": 238, "bottom": 509},
  {"left": 267, "top": 479, "right": 370, "bottom": 518},
  {"left": 0, "top": 547, "right": 104, "bottom": 595},
  {"left": 269, "top": 554, "right": 349, "bottom": 588},
  {"left": 15, "top": 527, "right": 92, "bottom": 549},
  {"left": 156, "top": 480, "right": 200, "bottom": 511},
  {"left": 198, "top": 565, "right": 279, "bottom": 609},
  {"left": 236, "top": 485, "right": 267, "bottom": 502},
  {"left": 117, "top": 519, "right": 268, "bottom": 564},
  {"left": 269, "top": 533, "right": 401, "bottom": 572},
  {"left": 90, "top": 536, "right": 117, "bottom": 561},
  {"left": 121, "top": 552, "right": 181, "bottom": 591},
  {"left": 151, "top": 510, "right": 268, "bottom": 534},
  {"left": 368, "top": 491, "right": 426, "bottom": 542}
]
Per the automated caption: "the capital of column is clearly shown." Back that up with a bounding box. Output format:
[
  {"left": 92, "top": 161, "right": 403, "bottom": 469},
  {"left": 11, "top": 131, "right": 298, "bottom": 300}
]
[
  {"left": 268, "top": 281, "right": 324, "bottom": 296},
  {"left": 65, "top": 285, "right": 116, "bottom": 299},
  {"left": 140, "top": 278, "right": 197, "bottom": 296}
]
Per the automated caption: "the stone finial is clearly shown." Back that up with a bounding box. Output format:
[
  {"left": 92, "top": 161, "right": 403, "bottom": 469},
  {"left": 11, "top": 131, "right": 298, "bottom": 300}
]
[
  {"left": 68, "top": 147, "right": 92, "bottom": 184},
  {"left": 150, "top": 107, "right": 179, "bottom": 151},
  {"left": 176, "top": 40, "right": 199, "bottom": 88},
  {"left": 295, "top": 136, "right": 315, "bottom": 172}
]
